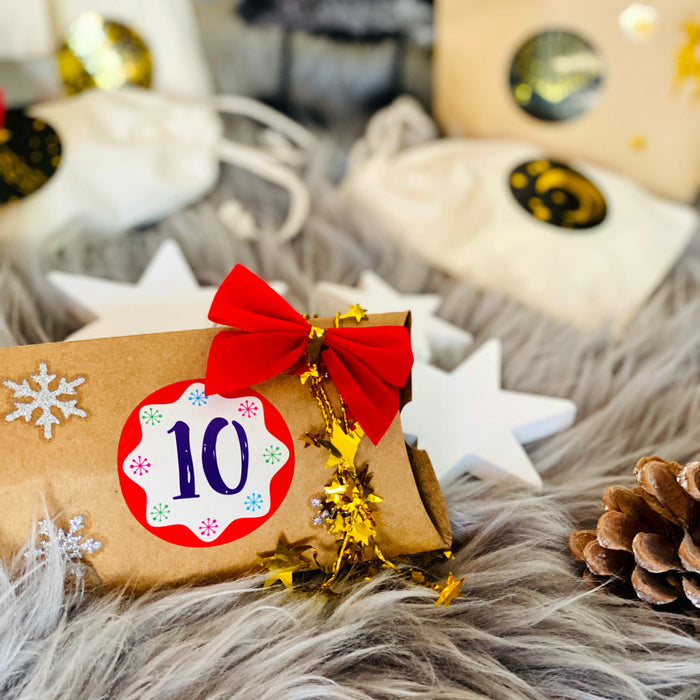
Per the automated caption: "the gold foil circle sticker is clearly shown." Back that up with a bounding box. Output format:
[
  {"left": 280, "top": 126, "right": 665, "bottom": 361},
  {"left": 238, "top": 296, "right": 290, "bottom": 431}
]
[
  {"left": 509, "top": 159, "right": 607, "bottom": 230},
  {"left": 58, "top": 12, "right": 152, "bottom": 95},
  {"left": 0, "top": 110, "right": 62, "bottom": 205},
  {"left": 509, "top": 30, "right": 604, "bottom": 122}
]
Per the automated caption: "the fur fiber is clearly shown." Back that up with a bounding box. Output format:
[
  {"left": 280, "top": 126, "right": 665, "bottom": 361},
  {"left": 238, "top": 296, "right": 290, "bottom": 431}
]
[
  {"left": 2, "top": 113, "right": 700, "bottom": 700},
  {"left": 237, "top": 0, "right": 433, "bottom": 41}
]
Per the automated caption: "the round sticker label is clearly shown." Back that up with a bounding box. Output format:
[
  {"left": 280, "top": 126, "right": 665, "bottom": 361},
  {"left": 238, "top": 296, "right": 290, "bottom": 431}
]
[
  {"left": 118, "top": 380, "right": 294, "bottom": 547},
  {"left": 509, "top": 159, "right": 607, "bottom": 230}
]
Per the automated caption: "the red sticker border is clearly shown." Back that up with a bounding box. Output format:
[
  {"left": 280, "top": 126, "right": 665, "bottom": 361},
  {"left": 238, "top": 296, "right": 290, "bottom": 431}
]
[{"left": 117, "top": 380, "right": 295, "bottom": 548}]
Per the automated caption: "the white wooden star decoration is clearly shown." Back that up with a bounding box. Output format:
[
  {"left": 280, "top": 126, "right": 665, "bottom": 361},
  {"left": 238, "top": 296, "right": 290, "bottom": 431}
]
[
  {"left": 401, "top": 339, "right": 577, "bottom": 488},
  {"left": 315, "top": 271, "right": 473, "bottom": 364},
  {"left": 49, "top": 240, "right": 288, "bottom": 341}
]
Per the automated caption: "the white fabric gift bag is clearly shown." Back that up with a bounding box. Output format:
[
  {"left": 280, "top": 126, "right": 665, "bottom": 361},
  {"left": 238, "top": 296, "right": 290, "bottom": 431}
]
[
  {"left": 0, "top": 88, "right": 313, "bottom": 250},
  {"left": 341, "top": 134, "right": 698, "bottom": 331}
]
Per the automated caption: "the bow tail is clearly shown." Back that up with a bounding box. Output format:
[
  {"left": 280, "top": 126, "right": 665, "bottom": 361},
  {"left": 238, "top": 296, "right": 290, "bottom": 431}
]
[{"left": 323, "top": 347, "right": 404, "bottom": 445}]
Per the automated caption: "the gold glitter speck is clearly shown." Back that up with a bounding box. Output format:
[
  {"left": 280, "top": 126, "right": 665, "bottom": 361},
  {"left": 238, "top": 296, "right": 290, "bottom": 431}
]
[
  {"left": 676, "top": 21, "right": 700, "bottom": 99},
  {"left": 630, "top": 134, "right": 648, "bottom": 152}
]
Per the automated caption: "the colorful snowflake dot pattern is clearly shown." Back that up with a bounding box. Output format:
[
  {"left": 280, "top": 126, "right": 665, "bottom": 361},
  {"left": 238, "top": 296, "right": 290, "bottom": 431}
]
[
  {"left": 199, "top": 518, "right": 218, "bottom": 537},
  {"left": 238, "top": 399, "right": 258, "bottom": 418},
  {"left": 245, "top": 493, "right": 263, "bottom": 512},
  {"left": 263, "top": 445, "right": 282, "bottom": 464},
  {"left": 130, "top": 455, "right": 150, "bottom": 476},
  {"left": 150, "top": 503, "right": 170, "bottom": 523},
  {"left": 141, "top": 407, "right": 163, "bottom": 426},
  {"left": 188, "top": 389, "right": 208, "bottom": 407}
]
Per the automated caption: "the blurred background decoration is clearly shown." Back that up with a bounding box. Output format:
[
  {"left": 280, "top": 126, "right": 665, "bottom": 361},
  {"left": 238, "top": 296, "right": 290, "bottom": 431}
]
[
  {"left": 434, "top": 0, "right": 700, "bottom": 202},
  {"left": 0, "top": 0, "right": 212, "bottom": 105},
  {"left": 199, "top": 0, "right": 433, "bottom": 124},
  {"left": 340, "top": 99, "right": 696, "bottom": 332},
  {"left": 0, "top": 0, "right": 697, "bottom": 328},
  {"left": 0, "top": 0, "right": 317, "bottom": 249}
]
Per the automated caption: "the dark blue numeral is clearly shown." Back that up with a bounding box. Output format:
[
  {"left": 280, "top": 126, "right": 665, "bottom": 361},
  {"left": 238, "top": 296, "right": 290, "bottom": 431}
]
[
  {"left": 170, "top": 418, "right": 249, "bottom": 500},
  {"left": 202, "top": 418, "right": 249, "bottom": 495},
  {"left": 169, "top": 421, "right": 199, "bottom": 500}
]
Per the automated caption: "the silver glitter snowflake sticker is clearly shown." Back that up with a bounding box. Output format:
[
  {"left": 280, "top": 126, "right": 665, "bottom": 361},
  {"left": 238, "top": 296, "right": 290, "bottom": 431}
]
[
  {"left": 27, "top": 515, "right": 103, "bottom": 578},
  {"left": 4, "top": 362, "right": 87, "bottom": 439}
]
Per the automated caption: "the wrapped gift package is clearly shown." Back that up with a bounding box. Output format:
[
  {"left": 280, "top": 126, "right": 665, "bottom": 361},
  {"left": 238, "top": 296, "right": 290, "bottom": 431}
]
[
  {"left": 434, "top": 0, "right": 700, "bottom": 202},
  {"left": 0, "top": 315, "right": 451, "bottom": 590},
  {"left": 340, "top": 138, "right": 697, "bottom": 331}
]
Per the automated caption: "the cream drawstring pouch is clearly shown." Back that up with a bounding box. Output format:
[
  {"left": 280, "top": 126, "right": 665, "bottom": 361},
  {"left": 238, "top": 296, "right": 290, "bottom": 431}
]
[
  {"left": 340, "top": 135, "right": 697, "bottom": 332},
  {"left": 0, "top": 88, "right": 313, "bottom": 250}
]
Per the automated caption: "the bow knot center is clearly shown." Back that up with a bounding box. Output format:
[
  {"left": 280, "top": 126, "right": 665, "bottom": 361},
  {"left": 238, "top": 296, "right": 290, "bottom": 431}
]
[
  {"left": 308, "top": 325, "right": 326, "bottom": 341},
  {"left": 306, "top": 325, "right": 327, "bottom": 367}
]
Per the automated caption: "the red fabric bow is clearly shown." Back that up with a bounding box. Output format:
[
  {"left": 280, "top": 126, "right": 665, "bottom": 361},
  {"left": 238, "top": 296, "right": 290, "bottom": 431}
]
[{"left": 205, "top": 265, "right": 413, "bottom": 445}]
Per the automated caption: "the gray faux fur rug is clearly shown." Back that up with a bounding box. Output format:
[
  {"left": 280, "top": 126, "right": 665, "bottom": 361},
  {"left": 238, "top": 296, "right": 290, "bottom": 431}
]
[{"left": 3, "top": 114, "right": 700, "bottom": 700}]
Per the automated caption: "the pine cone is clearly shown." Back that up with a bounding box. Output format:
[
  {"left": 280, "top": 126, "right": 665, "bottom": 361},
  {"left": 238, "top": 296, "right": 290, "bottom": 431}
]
[{"left": 570, "top": 456, "right": 700, "bottom": 608}]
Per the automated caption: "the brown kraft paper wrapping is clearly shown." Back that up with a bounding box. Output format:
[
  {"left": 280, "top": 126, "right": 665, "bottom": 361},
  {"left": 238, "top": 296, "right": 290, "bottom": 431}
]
[{"left": 0, "top": 313, "right": 451, "bottom": 590}]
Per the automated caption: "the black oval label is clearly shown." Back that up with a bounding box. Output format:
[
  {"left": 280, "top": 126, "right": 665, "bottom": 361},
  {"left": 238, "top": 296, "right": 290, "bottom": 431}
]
[
  {"left": 0, "top": 110, "right": 62, "bottom": 205},
  {"left": 509, "top": 159, "right": 607, "bottom": 230}
]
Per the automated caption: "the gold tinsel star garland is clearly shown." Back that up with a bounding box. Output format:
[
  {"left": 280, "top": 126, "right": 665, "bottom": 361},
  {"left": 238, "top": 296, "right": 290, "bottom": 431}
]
[{"left": 257, "top": 305, "right": 463, "bottom": 607}]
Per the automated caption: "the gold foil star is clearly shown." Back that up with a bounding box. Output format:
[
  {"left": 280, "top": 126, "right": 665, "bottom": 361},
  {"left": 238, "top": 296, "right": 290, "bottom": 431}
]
[
  {"left": 299, "top": 432, "right": 322, "bottom": 448},
  {"left": 677, "top": 21, "right": 700, "bottom": 99},
  {"left": 322, "top": 421, "right": 365, "bottom": 471},
  {"left": 258, "top": 536, "right": 316, "bottom": 588},
  {"left": 434, "top": 573, "right": 465, "bottom": 608},
  {"left": 340, "top": 303, "right": 368, "bottom": 323},
  {"left": 348, "top": 515, "right": 375, "bottom": 547}
]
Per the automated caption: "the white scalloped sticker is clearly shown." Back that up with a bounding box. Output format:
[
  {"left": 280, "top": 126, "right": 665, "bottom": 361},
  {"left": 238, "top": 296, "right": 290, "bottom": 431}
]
[{"left": 118, "top": 380, "right": 295, "bottom": 547}]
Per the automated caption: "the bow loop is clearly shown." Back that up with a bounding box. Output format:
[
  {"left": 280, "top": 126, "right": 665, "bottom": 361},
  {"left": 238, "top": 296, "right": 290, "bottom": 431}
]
[
  {"left": 205, "top": 265, "right": 413, "bottom": 444},
  {"left": 208, "top": 264, "right": 308, "bottom": 334}
]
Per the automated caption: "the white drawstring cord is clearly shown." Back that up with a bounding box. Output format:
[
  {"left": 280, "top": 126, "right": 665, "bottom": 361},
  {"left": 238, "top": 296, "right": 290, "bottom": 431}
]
[
  {"left": 347, "top": 95, "right": 437, "bottom": 173},
  {"left": 216, "top": 139, "right": 311, "bottom": 243},
  {"left": 212, "top": 94, "right": 316, "bottom": 152},
  {"left": 211, "top": 94, "right": 316, "bottom": 242}
]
